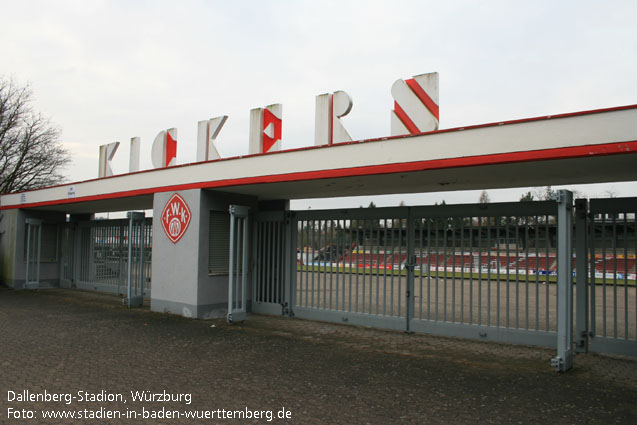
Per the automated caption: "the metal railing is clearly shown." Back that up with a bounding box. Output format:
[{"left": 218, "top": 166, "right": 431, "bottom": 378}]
[
  {"left": 286, "top": 200, "right": 567, "bottom": 347},
  {"left": 409, "top": 201, "right": 562, "bottom": 349},
  {"left": 250, "top": 195, "right": 637, "bottom": 362},
  {"left": 60, "top": 218, "right": 153, "bottom": 296},
  {"left": 585, "top": 197, "right": 637, "bottom": 356}
]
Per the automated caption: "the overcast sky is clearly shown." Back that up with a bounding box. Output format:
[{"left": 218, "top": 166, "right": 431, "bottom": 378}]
[{"left": 2, "top": 0, "right": 636, "bottom": 209}]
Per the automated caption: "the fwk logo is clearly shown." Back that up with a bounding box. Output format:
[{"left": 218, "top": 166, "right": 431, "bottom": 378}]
[{"left": 161, "top": 193, "right": 191, "bottom": 243}]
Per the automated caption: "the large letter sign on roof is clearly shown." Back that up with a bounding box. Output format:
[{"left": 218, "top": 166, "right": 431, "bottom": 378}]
[
  {"left": 391, "top": 72, "right": 439, "bottom": 136},
  {"left": 196, "top": 116, "right": 227, "bottom": 162},
  {"left": 98, "top": 142, "right": 120, "bottom": 177},
  {"left": 151, "top": 128, "right": 178, "bottom": 168},
  {"left": 314, "top": 90, "right": 353, "bottom": 146},
  {"left": 93, "top": 71, "right": 441, "bottom": 179},
  {"left": 249, "top": 104, "right": 282, "bottom": 154},
  {"left": 129, "top": 137, "right": 140, "bottom": 172},
  {"left": 161, "top": 193, "right": 191, "bottom": 244}
]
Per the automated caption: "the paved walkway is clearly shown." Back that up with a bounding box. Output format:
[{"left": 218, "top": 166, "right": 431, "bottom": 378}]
[{"left": 0, "top": 287, "right": 635, "bottom": 424}]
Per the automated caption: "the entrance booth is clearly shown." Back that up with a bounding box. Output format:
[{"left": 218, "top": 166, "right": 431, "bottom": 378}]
[{"left": 1, "top": 104, "right": 637, "bottom": 370}]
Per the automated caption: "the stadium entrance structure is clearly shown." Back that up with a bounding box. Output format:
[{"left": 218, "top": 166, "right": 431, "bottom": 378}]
[{"left": 1, "top": 104, "right": 637, "bottom": 371}]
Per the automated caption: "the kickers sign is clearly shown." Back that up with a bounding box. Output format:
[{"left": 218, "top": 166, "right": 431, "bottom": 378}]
[{"left": 161, "top": 193, "right": 191, "bottom": 244}]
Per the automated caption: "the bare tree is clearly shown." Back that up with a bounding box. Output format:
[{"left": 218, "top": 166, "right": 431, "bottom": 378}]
[
  {"left": 0, "top": 77, "right": 70, "bottom": 194},
  {"left": 519, "top": 191, "right": 534, "bottom": 202},
  {"left": 604, "top": 189, "right": 618, "bottom": 198},
  {"left": 534, "top": 186, "right": 557, "bottom": 201},
  {"left": 478, "top": 190, "right": 490, "bottom": 204}
]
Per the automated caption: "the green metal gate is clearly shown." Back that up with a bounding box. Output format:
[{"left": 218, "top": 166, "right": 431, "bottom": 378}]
[
  {"left": 253, "top": 193, "right": 579, "bottom": 370},
  {"left": 576, "top": 197, "right": 637, "bottom": 357},
  {"left": 59, "top": 216, "right": 153, "bottom": 298}
]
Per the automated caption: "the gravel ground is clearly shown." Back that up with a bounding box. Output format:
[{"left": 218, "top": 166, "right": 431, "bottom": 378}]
[{"left": 0, "top": 287, "right": 636, "bottom": 424}]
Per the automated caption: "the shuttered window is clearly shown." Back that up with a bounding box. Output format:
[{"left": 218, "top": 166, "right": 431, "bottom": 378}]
[{"left": 208, "top": 211, "right": 231, "bottom": 275}]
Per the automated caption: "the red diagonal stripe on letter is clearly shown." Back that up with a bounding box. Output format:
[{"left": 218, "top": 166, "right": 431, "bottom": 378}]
[
  {"left": 406, "top": 78, "right": 439, "bottom": 120},
  {"left": 166, "top": 132, "right": 177, "bottom": 167},
  {"left": 394, "top": 101, "right": 420, "bottom": 134}
]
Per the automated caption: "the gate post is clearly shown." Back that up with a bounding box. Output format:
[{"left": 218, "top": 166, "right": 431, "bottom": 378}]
[
  {"left": 575, "top": 199, "right": 589, "bottom": 353},
  {"left": 125, "top": 212, "right": 145, "bottom": 307},
  {"left": 552, "top": 190, "right": 574, "bottom": 372},
  {"left": 227, "top": 205, "right": 250, "bottom": 323},
  {"left": 24, "top": 218, "right": 43, "bottom": 289},
  {"left": 283, "top": 212, "right": 297, "bottom": 316}
]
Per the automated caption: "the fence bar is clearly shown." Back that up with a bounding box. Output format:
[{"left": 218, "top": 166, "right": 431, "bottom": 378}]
[
  {"left": 589, "top": 214, "right": 597, "bottom": 337},
  {"left": 383, "top": 219, "right": 388, "bottom": 315},
  {"left": 368, "top": 222, "right": 373, "bottom": 314},
  {"left": 435, "top": 222, "right": 440, "bottom": 321},
  {"left": 534, "top": 215, "right": 540, "bottom": 331},
  {"left": 575, "top": 199, "right": 589, "bottom": 353},
  {"left": 505, "top": 217, "right": 511, "bottom": 328},
  {"left": 460, "top": 218, "right": 465, "bottom": 323},
  {"left": 331, "top": 219, "right": 335, "bottom": 309},
  {"left": 348, "top": 221, "right": 353, "bottom": 312},
  {"left": 602, "top": 213, "right": 607, "bottom": 337},
  {"left": 374, "top": 224, "right": 379, "bottom": 314},
  {"left": 443, "top": 219, "right": 448, "bottom": 321},
  {"left": 514, "top": 217, "right": 520, "bottom": 329},
  {"left": 319, "top": 220, "right": 324, "bottom": 309},
  {"left": 623, "top": 213, "right": 628, "bottom": 340},
  {"left": 496, "top": 217, "right": 501, "bottom": 327},
  {"left": 406, "top": 208, "right": 415, "bottom": 331},
  {"left": 477, "top": 218, "right": 483, "bottom": 326},
  {"left": 612, "top": 215, "right": 618, "bottom": 338},
  {"left": 241, "top": 214, "right": 249, "bottom": 314},
  {"left": 355, "top": 224, "right": 360, "bottom": 313},
  {"left": 487, "top": 217, "right": 492, "bottom": 326},
  {"left": 468, "top": 216, "right": 474, "bottom": 325},
  {"left": 545, "top": 216, "right": 551, "bottom": 332},
  {"left": 270, "top": 222, "right": 276, "bottom": 303},
  {"left": 311, "top": 221, "right": 315, "bottom": 308},
  {"left": 451, "top": 219, "right": 457, "bottom": 323},
  {"left": 390, "top": 219, "right": 396, "bottom": 316},
  {"left": 298, "top": 221, "right": 303, "bottom": 306}
]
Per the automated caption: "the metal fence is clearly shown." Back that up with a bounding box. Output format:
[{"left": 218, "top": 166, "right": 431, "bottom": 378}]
[
  {"left": 252, "top": 211, "right": 287, "bottom": 316},
  {"left": 289, "top": 201, "right": 563, "bottom": 347},
  {"left": 584, "top": 197, "right": 637, "bottom": 356},
  {"left": 250, "top": 195, "right": 637, "bottom": 362},
  {"left": 60, "top": 217, "right": 153, "bottom": 296},
  {"left": 410, "top": 202, "right": 562, "bottom": 347},
  {"left": 295, "top": 209, "right": 409, "bottom": 330}
]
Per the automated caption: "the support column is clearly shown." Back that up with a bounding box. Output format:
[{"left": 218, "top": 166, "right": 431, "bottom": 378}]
[
  {"left": 552, "top": 190, "right": 574, "bottom": 372},
  {"left": 151, "top": 190, "right": 202, "bottom": 318}
]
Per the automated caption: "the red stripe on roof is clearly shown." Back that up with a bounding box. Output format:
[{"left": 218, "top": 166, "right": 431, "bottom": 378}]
[{"left": 4, "top": 140, "right": 636, "bottom": 210}]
